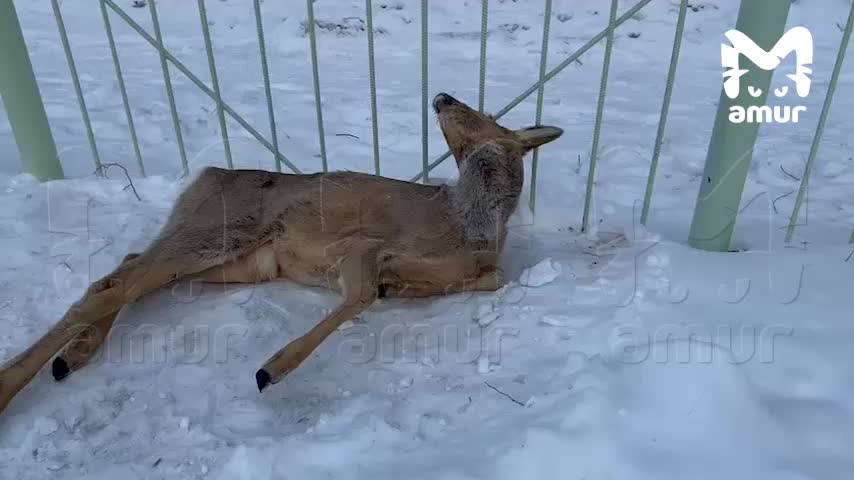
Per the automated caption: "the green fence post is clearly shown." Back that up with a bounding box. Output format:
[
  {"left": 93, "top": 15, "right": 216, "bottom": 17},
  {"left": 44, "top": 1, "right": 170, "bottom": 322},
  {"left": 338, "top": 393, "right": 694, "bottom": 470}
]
[
  {"left": 306, "top": 0, "right": 328, "bottom": 172},
  {"left": 529, "top": 0, "right": 553, "bottom": 214},
  {"left": 581, "top": 0, "right": 618, "bottom": 233},
  {"left": 0, "top": 0, "right": 63, "bottom": 181},
  {"left": 641, "top": 0, "right": 688, "bottom": 226},
  {"left": 365, "top": 0, "right": 381, "bottom": 176},
  {"left": 785, "top": 0, "right": 854, "bottom": 243},
  {"left": 688, "top": 0, "right": 791, "bottom": 251},
  {"left": 478, "top": 0, "right": 488, "bottom": 113},
  {"left": 420, "top": 0, "right": 429, "bottom": 183}
]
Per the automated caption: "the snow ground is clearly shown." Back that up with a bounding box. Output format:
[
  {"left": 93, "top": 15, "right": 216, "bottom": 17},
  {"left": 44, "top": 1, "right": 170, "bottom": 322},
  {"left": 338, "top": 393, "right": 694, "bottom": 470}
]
[{"left": 1, "top": 0, "right": 853, "bottom": 479}]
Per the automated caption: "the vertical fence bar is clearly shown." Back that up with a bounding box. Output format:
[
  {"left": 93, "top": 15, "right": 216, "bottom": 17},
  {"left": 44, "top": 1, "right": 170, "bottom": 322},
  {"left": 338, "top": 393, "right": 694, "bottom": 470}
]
[
  {"left": 688, "top": 0, "right": 791, "bottom": 251},
  {"left": 365, "top": 0, "right": 381, "bottom": 175},
  {"left": 253, "top": 0, "right": 281, "bottom": 172},
  {"left": 581, "top": 0, "right": 618, "bottom": 232},
  {"left": 99, "top": 0, "right": 145, "bottom": 176},
  {"left": 421, "top": 0, "right": 429, "bottom": 183},
  {"left": 640, "top": 0, "right": 688, "bottom": 225},
  {"left": 197, "top": 0, "right": 233, "bottom": 169},
  {"left": 0, "top": 0, "right": 63, "bottom": 180},
  {"left": 148, "top": 0, "right": 189, "bottom": 175},
  {"left": 306, "top": 0, "right": 328, "bottom": 172},
  {"left": 478, "top": 0, "right": 489, "bottom": 112},
  {"left": 529, "top": 0, "right": 552, "bottom": 213},
  {"left": 51, "top": 0, "right": 101, "bottom": 169},
  {"left": 786, "top": 0, "right": 854, "bottom": 243}
]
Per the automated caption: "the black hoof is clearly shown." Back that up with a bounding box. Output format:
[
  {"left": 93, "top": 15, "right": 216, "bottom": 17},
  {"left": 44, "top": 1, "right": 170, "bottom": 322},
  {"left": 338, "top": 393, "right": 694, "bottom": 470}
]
[
  {"left": 255, "top": 369, "right": 272, "bottom": 393},
  {"left": 52, "top": 357, "right": 71, "bottom": 382}
]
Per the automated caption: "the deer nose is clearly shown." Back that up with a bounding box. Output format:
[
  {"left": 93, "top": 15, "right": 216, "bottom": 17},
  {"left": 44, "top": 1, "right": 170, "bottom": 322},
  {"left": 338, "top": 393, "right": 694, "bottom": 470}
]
[{"left": 433, "top": 93, "right": 458, "bottom": 113}]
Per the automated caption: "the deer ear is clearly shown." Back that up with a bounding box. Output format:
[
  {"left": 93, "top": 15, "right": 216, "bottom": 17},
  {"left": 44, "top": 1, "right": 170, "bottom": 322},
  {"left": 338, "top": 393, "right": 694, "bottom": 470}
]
[{"left": 515, "top": 126, "right": 564, "bottom": 149}]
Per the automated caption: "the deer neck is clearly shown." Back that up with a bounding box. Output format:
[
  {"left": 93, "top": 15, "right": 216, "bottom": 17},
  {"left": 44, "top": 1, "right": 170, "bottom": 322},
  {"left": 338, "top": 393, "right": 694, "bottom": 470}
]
[{"left": 448, "top": 143, "right": 523, "bottom": 250}]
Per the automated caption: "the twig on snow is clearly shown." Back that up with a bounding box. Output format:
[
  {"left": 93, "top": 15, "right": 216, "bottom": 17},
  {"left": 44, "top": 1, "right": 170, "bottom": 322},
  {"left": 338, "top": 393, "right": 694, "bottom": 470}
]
[
  {"left": 772, "top": 190, "right": 794, "bottom": 214},
  {"left": 780, "top": 164, "right": 801, "bottom": 181},
  {"left": 335, "top": 133, "right": 360, "bottom": 140},
  {"left": 94, "top": 163, "right": 141, "bottom": 201},
  {"left": 485, "top": 381, "right": 525, "bottom": 407}
]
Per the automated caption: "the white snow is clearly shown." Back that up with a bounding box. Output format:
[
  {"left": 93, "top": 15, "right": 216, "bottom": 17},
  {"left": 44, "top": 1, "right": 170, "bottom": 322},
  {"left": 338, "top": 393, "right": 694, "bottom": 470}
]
[
  {"left": 539, "top": 313, "right": 592, "bottom": 328},
  {"left": 477, "top": 356, "right": 491, "bottom": 374},
  {"left": 1, "top": 0, "right": 854, "bottom": 479},
  {"left": 477, "top": 311, "right": 502, "bottom": 328},
  {"left": 518, "top": 257, "right": 563, "bottom": 287}
]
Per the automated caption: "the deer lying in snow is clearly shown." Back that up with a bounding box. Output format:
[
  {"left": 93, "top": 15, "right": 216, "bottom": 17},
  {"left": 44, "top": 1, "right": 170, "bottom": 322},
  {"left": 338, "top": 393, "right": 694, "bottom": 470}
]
[{"left": 0, "top": 93, "right": 562, "bottom": 415}]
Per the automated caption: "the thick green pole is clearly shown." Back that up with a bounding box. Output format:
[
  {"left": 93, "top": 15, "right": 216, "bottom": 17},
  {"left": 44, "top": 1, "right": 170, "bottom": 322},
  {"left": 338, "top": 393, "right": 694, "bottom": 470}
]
[
  {"left": 0, "top": 0, "right": 63, "bottom": 181},
  {"left": 688, "top": 0, "right": 791, "bottom": 251}
]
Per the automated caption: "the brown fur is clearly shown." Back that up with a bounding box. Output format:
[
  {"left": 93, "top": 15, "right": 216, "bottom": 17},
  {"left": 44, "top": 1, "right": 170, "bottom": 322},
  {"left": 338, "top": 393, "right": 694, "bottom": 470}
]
[{"left": 0, "top": 93, "right": 562, "bottom": 415}]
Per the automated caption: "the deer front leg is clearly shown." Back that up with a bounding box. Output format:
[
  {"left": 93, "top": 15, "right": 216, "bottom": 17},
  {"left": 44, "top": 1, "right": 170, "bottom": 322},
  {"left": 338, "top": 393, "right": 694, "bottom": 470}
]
[{"left": 255, "top": 245, "right": 380, "bottom": 392}]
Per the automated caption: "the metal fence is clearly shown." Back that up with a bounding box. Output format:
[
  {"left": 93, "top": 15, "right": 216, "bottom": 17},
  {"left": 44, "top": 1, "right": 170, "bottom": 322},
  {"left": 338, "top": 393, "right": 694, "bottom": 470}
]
[{"left": 2, "top": 0, "right": 853, "bottom": 251}]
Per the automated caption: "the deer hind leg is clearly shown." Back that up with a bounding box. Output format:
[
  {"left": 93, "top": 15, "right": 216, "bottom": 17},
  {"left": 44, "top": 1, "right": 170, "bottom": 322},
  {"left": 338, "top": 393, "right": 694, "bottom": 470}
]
[
  {"left": 49, "top": 227, "right": 282, "bottom": 384},
  {"left": 52, "top": 244, "right": 281, "bottom": 381},
  {"left": 255, "top": 244, "right": 380, "bottom": 392},
  {"left": 51, "top": 253, "right": 141, "bottom": 381},
  {"left": 0, "top": 252, "right": 182, "bottom": 414},
  {"left": 0, "top": 232, "right": 261, "bottom": 415}
]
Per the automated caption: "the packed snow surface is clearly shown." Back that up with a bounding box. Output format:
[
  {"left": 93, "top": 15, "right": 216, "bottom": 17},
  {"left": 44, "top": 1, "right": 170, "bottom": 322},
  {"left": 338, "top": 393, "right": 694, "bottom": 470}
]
[{"left": 1, "top": 0, "right": 853, "bottom": 479}]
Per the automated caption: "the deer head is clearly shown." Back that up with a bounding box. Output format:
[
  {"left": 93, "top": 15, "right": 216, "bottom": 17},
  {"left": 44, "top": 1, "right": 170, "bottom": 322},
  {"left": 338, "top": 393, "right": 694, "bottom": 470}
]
[
  {"left": 433, "top": 92, "right": 563, "bottom": 168},
  {"left": 432, "top": 92, "right": 563, "bottom": 250}
]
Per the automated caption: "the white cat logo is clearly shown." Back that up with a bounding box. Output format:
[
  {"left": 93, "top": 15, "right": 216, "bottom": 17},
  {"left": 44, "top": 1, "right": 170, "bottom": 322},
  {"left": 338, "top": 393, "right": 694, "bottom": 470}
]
[{"left": 722, "top": 26, "right": 813, "bottom": 124}]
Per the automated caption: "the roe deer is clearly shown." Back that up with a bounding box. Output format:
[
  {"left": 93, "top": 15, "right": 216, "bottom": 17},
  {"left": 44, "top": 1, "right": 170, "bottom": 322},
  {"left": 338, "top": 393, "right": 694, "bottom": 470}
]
[{"left": 0, "top": 93, "right": 562, "bottom": 416}]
